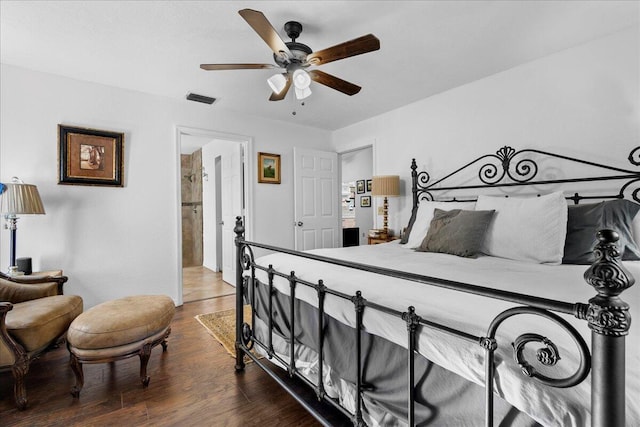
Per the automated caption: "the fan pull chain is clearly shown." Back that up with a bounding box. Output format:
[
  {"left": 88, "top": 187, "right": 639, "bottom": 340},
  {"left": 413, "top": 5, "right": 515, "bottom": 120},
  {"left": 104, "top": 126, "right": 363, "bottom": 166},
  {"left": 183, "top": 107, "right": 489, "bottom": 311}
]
[{"left": 291, "top": 101, "right": 305, "bottom": 116}]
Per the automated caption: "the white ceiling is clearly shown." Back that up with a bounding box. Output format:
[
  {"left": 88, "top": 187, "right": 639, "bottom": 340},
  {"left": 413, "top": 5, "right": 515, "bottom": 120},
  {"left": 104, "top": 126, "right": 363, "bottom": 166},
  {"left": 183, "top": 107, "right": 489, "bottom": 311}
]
[{"left": 1, "top": 1, "right": 638, "bottom": 131}]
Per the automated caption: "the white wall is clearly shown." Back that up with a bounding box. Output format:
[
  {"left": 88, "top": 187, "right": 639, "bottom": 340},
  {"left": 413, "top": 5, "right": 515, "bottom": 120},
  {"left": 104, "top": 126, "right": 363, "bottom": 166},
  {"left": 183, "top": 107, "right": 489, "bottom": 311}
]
[
  {"left": 0, "top": 64, "right": 331, "bottom": 308},
  {"left": 332, "top": 27, "right": 639, "bottom": 234}
]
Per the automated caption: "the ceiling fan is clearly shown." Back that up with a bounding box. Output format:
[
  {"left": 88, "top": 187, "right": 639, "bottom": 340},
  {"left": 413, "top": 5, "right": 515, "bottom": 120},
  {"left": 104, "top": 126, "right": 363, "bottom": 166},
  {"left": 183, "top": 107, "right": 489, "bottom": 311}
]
[{"left": 200, "top": 9, "right": 380, "bottom": 101}]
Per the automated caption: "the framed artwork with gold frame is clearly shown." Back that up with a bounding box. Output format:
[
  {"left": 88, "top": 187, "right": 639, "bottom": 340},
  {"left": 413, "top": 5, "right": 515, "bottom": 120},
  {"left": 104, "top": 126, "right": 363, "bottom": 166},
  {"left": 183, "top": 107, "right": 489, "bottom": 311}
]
[
  {"left": 258, "top": 152, "right": 281, "bottom": 184},
  {"left": 58, "top": 124, "right": 124, "bottom": 187}
]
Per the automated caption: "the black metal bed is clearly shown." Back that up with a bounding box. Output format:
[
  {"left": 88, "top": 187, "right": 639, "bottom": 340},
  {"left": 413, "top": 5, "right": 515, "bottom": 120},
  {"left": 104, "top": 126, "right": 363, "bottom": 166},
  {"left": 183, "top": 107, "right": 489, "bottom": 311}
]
[{"left": 233, "top": 146, "right": 639, "bottom": 426}]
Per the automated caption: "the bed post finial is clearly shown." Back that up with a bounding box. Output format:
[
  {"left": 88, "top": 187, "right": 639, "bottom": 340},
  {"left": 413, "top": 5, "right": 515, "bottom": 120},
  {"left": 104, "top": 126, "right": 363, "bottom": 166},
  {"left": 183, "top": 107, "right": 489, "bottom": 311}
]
[
  {"left": 234, "top": 216, "right": 245, "bottom": 240},
  {"left": 583, "top": 229, "right": 634, "bottom": 427},
  {"left": 583, "top": 229, "right": 634, "bottom": 335},
  {"left": 411, "top": 159, "right": 418, "bottom": 208}
]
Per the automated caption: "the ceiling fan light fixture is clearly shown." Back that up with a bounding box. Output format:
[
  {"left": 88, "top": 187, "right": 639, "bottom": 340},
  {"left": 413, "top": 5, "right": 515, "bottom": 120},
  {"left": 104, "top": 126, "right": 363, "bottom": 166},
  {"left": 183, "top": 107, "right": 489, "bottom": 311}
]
[
  {"left": 267, "top": 73, "right": 288, "bottom": 94},
  {"left": 295, "top": 86, "right": 312, "bottom": 100},
  {"left": 292, "top": 69, "right": 311, "bottom": 90}
]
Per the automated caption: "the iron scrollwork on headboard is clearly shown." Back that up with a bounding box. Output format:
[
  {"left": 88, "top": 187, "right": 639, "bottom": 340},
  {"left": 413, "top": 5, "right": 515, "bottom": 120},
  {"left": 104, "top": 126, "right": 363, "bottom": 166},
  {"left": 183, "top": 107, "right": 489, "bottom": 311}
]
[
  {"left": 412, "top": 146, "right": 640, "bottom": 204},
  {"left": 479, "top": 146, "right": 537, "bottom": 184}
]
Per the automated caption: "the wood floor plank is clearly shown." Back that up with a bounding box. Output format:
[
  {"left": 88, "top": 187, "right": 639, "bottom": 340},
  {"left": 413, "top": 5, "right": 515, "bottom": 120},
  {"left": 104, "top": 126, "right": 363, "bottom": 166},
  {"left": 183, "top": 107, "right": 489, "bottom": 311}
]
[{"left": 182, "top": 267, "right": 234, "bottom": 303}]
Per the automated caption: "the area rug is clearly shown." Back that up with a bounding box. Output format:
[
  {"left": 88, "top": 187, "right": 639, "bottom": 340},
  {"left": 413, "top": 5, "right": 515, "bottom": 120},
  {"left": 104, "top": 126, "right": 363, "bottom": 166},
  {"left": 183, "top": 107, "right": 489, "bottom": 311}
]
[{"left": 195, "top": 305, "right": 261, "bottom": 360}]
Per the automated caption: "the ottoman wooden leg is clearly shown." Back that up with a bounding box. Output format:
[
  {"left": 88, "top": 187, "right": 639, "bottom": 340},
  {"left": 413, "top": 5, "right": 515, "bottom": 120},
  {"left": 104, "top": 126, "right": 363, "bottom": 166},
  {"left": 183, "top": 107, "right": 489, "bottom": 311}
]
[
  {"left": 69, "top": 353, "right": 84, "bottom": 398},
  {"left": 139, "top": 343, "right": 152, "bottom": 387},
  {"left": 161, "top": 327, "right": 171, "bottom": 352}
]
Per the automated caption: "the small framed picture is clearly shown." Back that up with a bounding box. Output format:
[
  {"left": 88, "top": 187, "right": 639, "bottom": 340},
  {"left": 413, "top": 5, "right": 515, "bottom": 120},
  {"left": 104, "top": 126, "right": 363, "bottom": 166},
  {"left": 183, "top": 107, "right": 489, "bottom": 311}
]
[
  {"left": 360, "top": 195, "right": 371, "bottom": 207},
  {"left": 366, "top": 179, "right": 372, "bottom": 192},
  {"left": 356, "top": 180, "right": 365, "bottom": 194},
  {"left": 58, "top": 124, "right": 124, "bottom": 187},
  {"left": 258, "top": 152, "right": 281, "bottom": 184}
]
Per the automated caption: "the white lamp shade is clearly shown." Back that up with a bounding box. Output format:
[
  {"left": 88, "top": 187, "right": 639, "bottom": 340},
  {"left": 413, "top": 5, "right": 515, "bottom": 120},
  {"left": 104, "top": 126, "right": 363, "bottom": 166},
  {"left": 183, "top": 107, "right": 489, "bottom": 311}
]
[
  {"left": 371, "top": 175, "right": 400, "bottom": 197},
  {"left": 292, "top": 69, "right": 311, "bottom": 89},
  {"left": 294, "top": 86, "right": 312, "bottom": 100},
  {"left": 267, "top": 73, "right": 288, "bottom": 94},
  {"left": 0, "top": 181, "right": 45, "bottom": 215}
]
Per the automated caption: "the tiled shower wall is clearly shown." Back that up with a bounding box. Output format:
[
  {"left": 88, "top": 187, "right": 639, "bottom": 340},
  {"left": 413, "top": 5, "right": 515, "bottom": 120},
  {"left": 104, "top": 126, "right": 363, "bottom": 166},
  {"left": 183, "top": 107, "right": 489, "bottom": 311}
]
[{"left": 181, "top": 149, "right": 203, "bottom": 267}]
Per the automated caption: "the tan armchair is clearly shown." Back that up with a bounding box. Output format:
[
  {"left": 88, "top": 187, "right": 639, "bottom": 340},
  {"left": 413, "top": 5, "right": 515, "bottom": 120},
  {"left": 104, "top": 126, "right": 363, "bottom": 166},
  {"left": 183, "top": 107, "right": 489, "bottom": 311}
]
[{"left": 0, "top": 272, "right": 83, "bottom": 410}]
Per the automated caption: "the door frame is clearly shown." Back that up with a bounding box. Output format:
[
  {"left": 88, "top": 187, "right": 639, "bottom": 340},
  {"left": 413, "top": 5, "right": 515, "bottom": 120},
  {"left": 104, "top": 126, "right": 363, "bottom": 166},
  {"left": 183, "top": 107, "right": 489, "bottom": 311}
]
[
  {"left": 214, "top": 155, "right": 223, "bottom": 271},
  {"left": 175, "top": 125, "right": 253, "bottom": 305},
  {"left": 337, "top": 139, "right": 377, "bottom": 237},
  {"left": 338, "top": 144, "right": 375, "bottom": 246}
]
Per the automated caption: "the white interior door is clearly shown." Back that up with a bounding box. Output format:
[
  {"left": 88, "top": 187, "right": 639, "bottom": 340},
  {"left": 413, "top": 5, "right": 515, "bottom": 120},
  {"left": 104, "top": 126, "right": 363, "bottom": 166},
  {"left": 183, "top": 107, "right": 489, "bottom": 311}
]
[
  {"left": 221, "top": 144, "right": 243, "bottom": 285},
  {"left": 294, "top": 148, "right": 340, "bottom": 251}
]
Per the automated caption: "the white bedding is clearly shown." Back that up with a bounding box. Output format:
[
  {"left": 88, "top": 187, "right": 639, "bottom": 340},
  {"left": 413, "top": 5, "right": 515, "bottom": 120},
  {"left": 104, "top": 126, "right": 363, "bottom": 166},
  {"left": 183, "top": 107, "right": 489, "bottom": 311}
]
[{"left": 252, "top": 241, "right": 640, "bottom": 426}]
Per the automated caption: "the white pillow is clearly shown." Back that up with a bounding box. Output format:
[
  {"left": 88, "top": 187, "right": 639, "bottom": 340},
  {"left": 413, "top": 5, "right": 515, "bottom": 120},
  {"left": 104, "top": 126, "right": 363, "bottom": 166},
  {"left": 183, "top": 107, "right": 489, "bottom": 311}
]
[
  {"left": 405, "top": 201, "right": 476, "bottom": 248},
  {"left": 476, "top": 191, "right": 568, "bottom": 264}
]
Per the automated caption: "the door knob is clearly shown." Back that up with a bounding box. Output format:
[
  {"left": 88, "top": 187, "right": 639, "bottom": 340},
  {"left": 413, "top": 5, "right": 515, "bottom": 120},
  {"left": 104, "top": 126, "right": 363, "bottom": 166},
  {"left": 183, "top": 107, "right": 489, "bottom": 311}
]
[{"left": 297, "top": 221, "right": 303, "bottom": 227}]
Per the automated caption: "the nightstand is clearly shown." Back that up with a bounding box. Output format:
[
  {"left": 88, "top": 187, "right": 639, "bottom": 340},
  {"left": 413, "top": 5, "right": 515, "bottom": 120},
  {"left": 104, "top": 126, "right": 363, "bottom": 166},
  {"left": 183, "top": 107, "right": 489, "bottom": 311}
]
[{"left": 367, "top": 236, "right": 398, "bottom": 245}]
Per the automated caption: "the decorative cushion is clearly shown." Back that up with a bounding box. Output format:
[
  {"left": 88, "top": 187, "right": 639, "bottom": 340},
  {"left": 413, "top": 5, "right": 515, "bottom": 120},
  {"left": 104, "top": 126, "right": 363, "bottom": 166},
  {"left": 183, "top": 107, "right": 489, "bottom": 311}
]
[
  {"left": 416, "top": 208, "right": 496, "bottom": 258},
  {"left": 67, "top": 295, "right": 175, "bottom": 350},
  {"left": 403, "top": 201, "right": 476, "bottom": 248},
  {"left": 563, "top": 199, "right": 640, "bottom": 264},
  {"left": 475, "top": 191, "right": 568, "bottom": 264},
  {"left": 5, "top": 295, "right": 83, "bottom": 353}
]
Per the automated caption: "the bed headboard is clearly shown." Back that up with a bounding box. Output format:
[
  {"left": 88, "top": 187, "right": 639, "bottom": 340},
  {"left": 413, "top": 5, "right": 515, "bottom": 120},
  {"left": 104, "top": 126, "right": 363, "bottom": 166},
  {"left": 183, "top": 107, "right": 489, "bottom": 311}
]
[{"left": 406, "top": 146, "right": 640, "bottom": 237}]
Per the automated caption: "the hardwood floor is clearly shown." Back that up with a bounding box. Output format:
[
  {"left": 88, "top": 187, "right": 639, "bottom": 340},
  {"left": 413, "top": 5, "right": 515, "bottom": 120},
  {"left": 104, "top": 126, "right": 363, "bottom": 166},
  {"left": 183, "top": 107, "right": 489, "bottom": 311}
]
[
  {"left": 1, "top": 291, "right": 350, "bottom": 425},
  {"left": 182, "top": 266, "right": 234, "bottom": 303}
]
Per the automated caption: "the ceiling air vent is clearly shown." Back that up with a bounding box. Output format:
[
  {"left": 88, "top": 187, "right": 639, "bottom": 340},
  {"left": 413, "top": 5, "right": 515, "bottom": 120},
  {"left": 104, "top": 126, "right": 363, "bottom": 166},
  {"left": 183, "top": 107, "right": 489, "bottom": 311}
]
[{"left": 186, "top": 93, "right": 216, "bottom": 105}]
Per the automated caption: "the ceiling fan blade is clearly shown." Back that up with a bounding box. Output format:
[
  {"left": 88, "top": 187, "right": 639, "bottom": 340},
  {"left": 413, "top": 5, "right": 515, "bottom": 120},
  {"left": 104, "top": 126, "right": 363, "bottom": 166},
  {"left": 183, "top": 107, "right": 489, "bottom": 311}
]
[
  {"left": 238, "top": 9, "right": 292, "bottom": 59},
  {"left": 306, "top": 34, "right": 380, "bottom": 66},
  {"left": 308, "top": 70, "right": 361, "bottom": 96},
  {"left": 200, "top": 63, "right": 276, "bottom": 71},
  {"left": 269, "top": 74, "right": 292, "bottom": 101}
]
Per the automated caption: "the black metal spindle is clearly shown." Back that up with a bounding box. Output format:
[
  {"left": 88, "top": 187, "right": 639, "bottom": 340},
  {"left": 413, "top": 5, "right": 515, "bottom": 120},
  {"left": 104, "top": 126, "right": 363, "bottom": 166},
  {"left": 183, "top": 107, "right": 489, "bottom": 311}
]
[
  {"left": 316, "top": 280, "right": 326, "bottom": 401},
  {"left": 352, "top": 291, "right": 365, "bottom": 426},
  {"left": 289, "top": 271, "right": 297, "bottom": 377},
  {"left": 250, "top": 263, "right": 256, "bottom": 347},
  {"left": 267, "top": 265, "right": 275, "bottom": 357},
  {"left": 402, "top": 306, "right": 420, "bottom": 426},
  {"left": 480, "top": 337, "right": 497, "bottom": 427},
  {"left": 233, "top": 216, "right": 246, "bottom": 372}
]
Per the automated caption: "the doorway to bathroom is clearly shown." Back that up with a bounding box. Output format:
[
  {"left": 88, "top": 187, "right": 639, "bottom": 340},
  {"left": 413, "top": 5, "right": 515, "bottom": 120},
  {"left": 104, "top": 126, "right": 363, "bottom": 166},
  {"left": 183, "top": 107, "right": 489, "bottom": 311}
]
[{"left": 177, "top": 126, "right": 251, "bottom": 304}]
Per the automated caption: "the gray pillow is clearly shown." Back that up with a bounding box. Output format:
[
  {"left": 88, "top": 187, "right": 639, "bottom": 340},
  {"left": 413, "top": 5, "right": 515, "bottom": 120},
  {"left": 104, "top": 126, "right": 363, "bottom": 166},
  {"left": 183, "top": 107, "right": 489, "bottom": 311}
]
[
  {"left": 562, "top": 199, "right": 640, "bottom": 264},
  {"left": 416, "top": 208, "right": 496, "bottom": 258}
]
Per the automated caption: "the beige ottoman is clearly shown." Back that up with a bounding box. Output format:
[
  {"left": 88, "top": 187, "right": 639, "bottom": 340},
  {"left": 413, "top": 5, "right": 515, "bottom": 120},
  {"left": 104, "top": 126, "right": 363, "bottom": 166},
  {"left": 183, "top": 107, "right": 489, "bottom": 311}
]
[{"left": 67, "top": 295, "right": 175, "bottom": 397}]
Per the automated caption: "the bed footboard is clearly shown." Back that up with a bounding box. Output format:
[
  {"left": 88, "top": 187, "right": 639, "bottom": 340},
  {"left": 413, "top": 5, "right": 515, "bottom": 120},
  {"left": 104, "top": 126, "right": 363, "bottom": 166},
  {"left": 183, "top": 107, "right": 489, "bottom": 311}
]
[{"left": 233, "top": 218, "right": 634, "bottom": 427}]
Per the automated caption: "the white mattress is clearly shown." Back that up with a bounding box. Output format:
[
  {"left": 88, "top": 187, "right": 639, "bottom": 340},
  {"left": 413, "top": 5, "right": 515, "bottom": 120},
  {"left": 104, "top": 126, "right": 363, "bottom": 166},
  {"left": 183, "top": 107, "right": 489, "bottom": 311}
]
[{"left": 253, "top": 241, "right": 640, "bottom": 426}]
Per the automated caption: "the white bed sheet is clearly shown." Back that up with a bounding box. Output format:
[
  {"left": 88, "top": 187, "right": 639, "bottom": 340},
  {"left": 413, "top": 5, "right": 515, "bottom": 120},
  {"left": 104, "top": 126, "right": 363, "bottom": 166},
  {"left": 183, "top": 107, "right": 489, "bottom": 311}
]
[{"left": 253, "top": 241, "right": 640, "bottom": 426}]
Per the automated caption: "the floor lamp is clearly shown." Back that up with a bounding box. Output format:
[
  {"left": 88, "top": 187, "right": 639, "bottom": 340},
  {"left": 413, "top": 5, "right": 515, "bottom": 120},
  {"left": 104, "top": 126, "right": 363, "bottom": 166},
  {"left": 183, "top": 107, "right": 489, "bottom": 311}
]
[
  {"left": 371, "top": 175, "right": 400, "bottom": 239},
  {"left": 0, "top": 178, "right": 46, "bottom": 275}
]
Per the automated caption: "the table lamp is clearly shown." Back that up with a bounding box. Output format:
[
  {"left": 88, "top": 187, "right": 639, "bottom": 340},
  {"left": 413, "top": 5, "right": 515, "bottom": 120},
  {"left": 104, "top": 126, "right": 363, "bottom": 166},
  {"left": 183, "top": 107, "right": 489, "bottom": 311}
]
[
  {"left": 0, "top": 178, "right": 46, "bottom": 275},
  {"left": 371, "top": 175, "right": 399, "bottom": 239}
]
